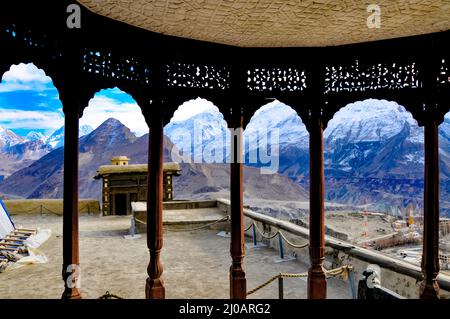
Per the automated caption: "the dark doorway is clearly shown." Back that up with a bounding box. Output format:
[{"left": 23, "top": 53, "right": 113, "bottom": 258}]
[{"left": 114, "top": 194, "right": 127, "bottom": 215}]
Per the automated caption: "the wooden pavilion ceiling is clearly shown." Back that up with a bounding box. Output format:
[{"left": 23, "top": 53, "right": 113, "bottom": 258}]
[{"left": 77, "top": 0, "right": 450, "bottom": 47}]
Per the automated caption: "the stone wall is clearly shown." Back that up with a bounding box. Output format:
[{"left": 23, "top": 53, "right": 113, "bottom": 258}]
[
  {"left": 217, "top": 198, "right": 450, "bottom": 299},
  {"left": 3, "top": 199, "right": 100, "bottom": 216}
]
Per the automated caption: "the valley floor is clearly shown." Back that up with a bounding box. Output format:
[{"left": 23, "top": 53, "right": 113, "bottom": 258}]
[{"left": 0, "top": 214, "right": 351, "bottom": 299}]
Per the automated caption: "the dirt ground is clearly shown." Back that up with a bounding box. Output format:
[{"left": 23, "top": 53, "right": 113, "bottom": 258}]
[
  {"left": 323, "top": 211, "right": 395, "bottom": 242},
  {"left": 0, "top": 214, "right": 351, "bottom": 299}
]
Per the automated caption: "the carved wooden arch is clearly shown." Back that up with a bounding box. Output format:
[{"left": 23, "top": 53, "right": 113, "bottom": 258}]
[
  {"left": 0, "top": 40, "right": 61, "bottom": 80},
  {"left": 160, "top": 90, "right": 232, "bottom": 127},
  {"left": 424, "top": 57, "right": 450, "bottom": 125},
  {"left": 230, "top": 94, "right": 312, "bottom": 135},
  {"left": 435, "top": 92, "right": 450, "bottom": 125},
  {"left": 0, "top": 53, "right": 64, "bottom": 104},
  {"left": 274, "top": 96, "right": 312, "bottom": 131},
  {"left": 78, "top": 78, "right": 151, "bottom": 119},
  {"left": 222, "top": 94, "right": 268, "bottom": 129},
  {"left": 162, "top": 57, "right": 233, "bottom": 125},
  {"left": 0, "top": 14, "right": 64, "bottom": 80},
  {"left": 242, "top": 61, "right": 310, "bottom": 127}
]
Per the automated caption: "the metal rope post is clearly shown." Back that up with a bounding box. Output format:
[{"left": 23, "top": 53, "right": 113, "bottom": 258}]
[
  {"left": 278, "top": 276, "right": 284, "bottom": 299},
  {"left": 130, "top": 206, "right": 136, "bottom": 236},
  {"left": 348, "top": 268, "right": 357, "bottom": 299},
  {"left": 252, "top": 223, "right": 257, "bottom": 246},
  {"left": 278, "top": 232, "right": 284, "bottom": 259}
]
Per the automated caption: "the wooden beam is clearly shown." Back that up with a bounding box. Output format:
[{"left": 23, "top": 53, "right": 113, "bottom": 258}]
[
  {"left": 307, "top": 115, "right": 327, "bottom": 299},
  {"left": 0, "top": 243, "right": 21, "bottom": 247},
  {"left": 61, "top": 107, "right": 81, "bottom": 300},
  {"left": 229, "top": 113, "right": 246, "bottom": 299},
  {"left": 145, "top": 110, "right": 165, "bottom": 299},
  {"left": 420, "top": 120, "right": 440, "bottom": 299}
]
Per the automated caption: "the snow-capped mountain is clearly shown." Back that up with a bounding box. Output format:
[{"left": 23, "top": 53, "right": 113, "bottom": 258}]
[
  {"left": 0, "top": 126, "right": 51, "bottom": 178},
  {"left": 0, "top": 124, "right": 94, "bottom": 178},
  {"left": 243, "top": 100, "right": 309, "bottom": 178},
  {"left": 164, "top": 109, "right": 230, "bottom": 162},
  {"left": 324, "top": 99, "right": 424, "bottom": 145},
  {"left": 46, "top": 124, "right": 93, "bottom": 149},
  {"left": 5, "top": 139, "right": 52, "bottom": 160},
  {"left": 163, "top": 98, "right": 450, "bottom": 215},
  {"left": 245, "top": 100, "right": 308, "bottom": 149},
  {"left": 323, "top": 100, "right": 427, "bottom": 176},
  {"left": 25, "top": 131, "right": 47, "bottom": 142},
  {"left": 0, "top": 126, "right": 25, "bottom": 150},
  {"left": 46, "top": 126, "right": 64, "bottom": 149},
  {"left": 80, "top": 124, "right": 94, "bottom": 137},
  {"left": 164, "top": 100, "right": 309, "bottom": 164}
]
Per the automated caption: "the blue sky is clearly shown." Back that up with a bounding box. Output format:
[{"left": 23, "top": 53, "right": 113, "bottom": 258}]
[
  {"left": 0, "top": 63, "right": 216, "bottom": 137},
  {"left": 0, "top": 64, "right": 63, "bottom": 136}
]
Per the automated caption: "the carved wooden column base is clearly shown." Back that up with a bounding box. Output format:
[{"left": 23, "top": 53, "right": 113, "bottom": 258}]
[
  {"left": 144, "top": 107, "right": 165, "bottom": 300},
  {"left": 61, "top": 265, "right": 81, "bottom": 299},
  {"left": 420, "top": 278, "right": 440, "bottom": 299},
  {"left": 230, "top": 262, "right": 246, "bottom": 299},
  {"left": 145, "top": 277, "right": 165, "bottom": 299},
  {"left": 61, "top": 287, "right": 82, "bottom": 299},
  {"left": 307, "top": 264, "right": 327, "bottom": 299}
]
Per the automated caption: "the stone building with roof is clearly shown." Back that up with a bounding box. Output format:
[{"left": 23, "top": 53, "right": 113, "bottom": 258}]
[{"left": 94, "top": 156, "right": 181, "bottom": 216}]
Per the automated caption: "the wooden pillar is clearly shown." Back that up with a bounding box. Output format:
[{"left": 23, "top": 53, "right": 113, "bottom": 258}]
[
  {"left": 420, "top": 120, "right": 440, "bottom": 299},
  {"left": 145, "top": 111, "right": 165, "bottom": 299},
  {"left": 307, "top": 115, "right": 327, "bottom": 299},
  {"left": 229, "top": 113, "right": 246, "bottom": 299},
  {"left": 61, "top": 106, "right": 81, "bottom": 299}
]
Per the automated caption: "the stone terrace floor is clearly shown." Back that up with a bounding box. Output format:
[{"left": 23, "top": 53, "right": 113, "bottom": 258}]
[{"left": 0, "top": 214, "right": 351, "bottom": 299}]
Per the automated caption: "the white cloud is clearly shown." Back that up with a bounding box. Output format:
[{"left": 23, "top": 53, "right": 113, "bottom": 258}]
[
  {"left": 80, "top": 95, "right": 148, "bottom": 136},
  {"left": 2, "top": 63, "right": 51, "bottom": 83},
  {"left": 0, "top": 109, "right": 64, "bottom": 133},
  {"left": 0, "top": 63, "right": 53, "bottom": 92},
  {"left": 170, "top": 97, "right": 218, "bottom": 122}
]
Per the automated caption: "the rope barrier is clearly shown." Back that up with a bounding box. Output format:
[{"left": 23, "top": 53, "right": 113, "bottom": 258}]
[
  {"left": 252, "top": 222, "right": 309, "bottom": 248},
  {"left": 325, "top": 265, "right": 353, "bottom": 281},
  {"left": 247, "top": 274, "right": 282, "bottom": 296},
  {"left": 168, "top": 216, "right": 230, "bottom": 232},
  {"left": 246, "top": 265, "right": 353, "bottom": 296},
  {"left": 134, "top": 216, "right": 230, "bottom": 232},
  {"left": 8, "top": 204, "right": 95, "bottom": 215},
  {"left": 244, "top": 223, "right": 254, "bottom": 232},
  {"left": 253, "top": 223, "right": 279, "bottom": 239},
  {"left": 98, "top": 291, "right": 124, "bottom": 299},
  {"left": 278, "top": 231, "right": 309, "bottom": 249},
  {"left": 41, "top": 206, "right": 61, "bottom": 216},
  {"left": 14, "top": 206, "right": 43, "bottom": 214}
]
